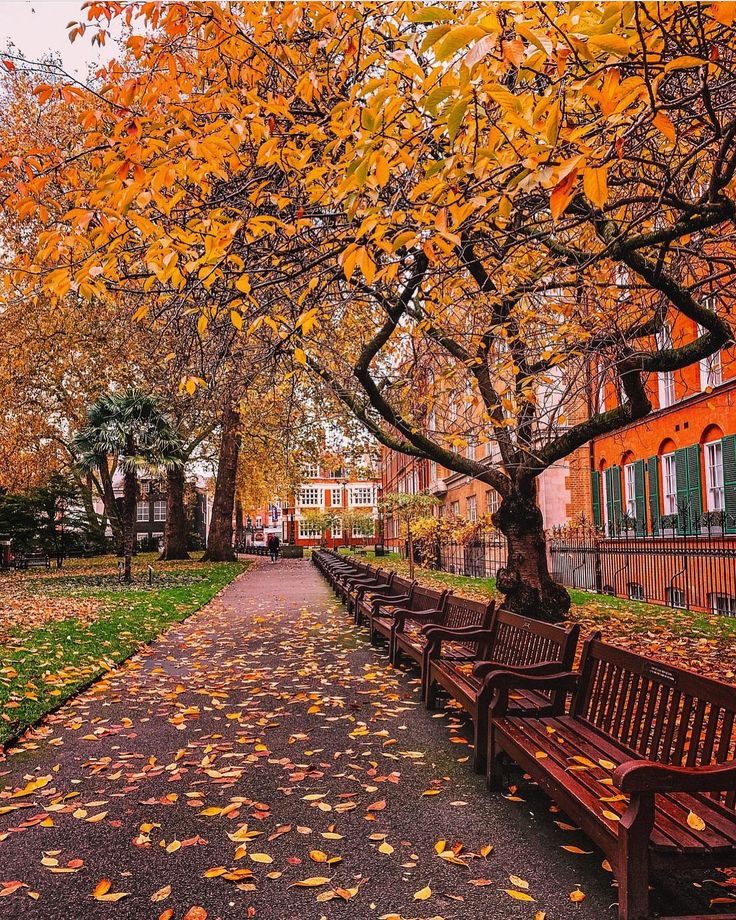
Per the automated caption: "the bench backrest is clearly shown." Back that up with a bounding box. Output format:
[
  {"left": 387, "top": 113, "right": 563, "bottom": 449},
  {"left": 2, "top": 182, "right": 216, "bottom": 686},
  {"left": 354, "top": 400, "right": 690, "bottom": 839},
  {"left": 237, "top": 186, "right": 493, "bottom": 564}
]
[
  {"left": 490, "top": 610, "right": 579, "bottom": 670},
  {"left": 573, "top": 638, "right": 736, "bottom": 811},
  {"left": 408, "top": 584, "right": 445, "bottom": 612},
  {"left": 440, "top": 595, "right": 496, "bottom": 652}
]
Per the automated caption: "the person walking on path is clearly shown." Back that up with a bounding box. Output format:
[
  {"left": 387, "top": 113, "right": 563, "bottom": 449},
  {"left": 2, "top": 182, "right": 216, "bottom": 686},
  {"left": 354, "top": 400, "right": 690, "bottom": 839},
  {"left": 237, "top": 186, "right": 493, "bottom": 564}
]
[{"left": 266, "top": 532, "right": 280, "bottom": 563}]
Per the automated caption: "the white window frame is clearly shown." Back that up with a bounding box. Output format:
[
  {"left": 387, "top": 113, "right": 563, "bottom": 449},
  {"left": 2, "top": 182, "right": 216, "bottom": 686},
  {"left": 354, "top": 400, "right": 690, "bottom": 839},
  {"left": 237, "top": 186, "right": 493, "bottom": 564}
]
[
  {"left": 135, "top": 532, "right": 148, "bottom": 544},
  {"left": 140, "top": 481, "right": 150, "bottom": 493},
  {"left": 450, "top": 501, "right": 460, "bottom": 517},
  {"left": 151, "top": 532, "right": 164, "bottom": 546},
  {"left": 298, "top": 486, "right": 323, "bottom": 507},
  {"left": 698, "top": 318, "right": 723, "bottom": 390},
  {"left": 710, "top": 593, "right": 736, "bottom": 617},
  {"left": 349, "top": 486, "right": 374, "bottom": 506},
  {"left": 153, "top": 500, "right": 166, "bottom": 522},
  {"left": 704, "top": 440, "right": 724, "bottom": 512},
  {"left": 624, "top": 462, "right": 637, "bottom": 518},
  {"left": 485, "top": 489, "right": 499, "bottom": 516},
  {"left": 136, "top": 501, "right": 149, "bottom": 522},
  {"left": 467, "top": 495, "right": 477, "bottom": 522},
  {"left": 330, "top": 487, "right": 343, "bottom": 506},
  {"left": 666, "top": 586, "right": 686, "bottom": 609},
  {"left": 331, "top": 518, "right": 343, "bottom": 539},
  {"left": 351, "top": 517, "right": 374, "bottom": 538},
  {"left": 657, "top": 325, "right": 675, "bottom": 408},
  {"left": 302, "top": 464, "right": 319, "bottom": 479},
  {"left": 662, "top": 452, "right": 677, "bottom": 516},
  {"left": 628, "top": 582, "right": 645, "bottom": 601},
  {"left": 298, "top": 520, "right": 323, "bottom": 539}
]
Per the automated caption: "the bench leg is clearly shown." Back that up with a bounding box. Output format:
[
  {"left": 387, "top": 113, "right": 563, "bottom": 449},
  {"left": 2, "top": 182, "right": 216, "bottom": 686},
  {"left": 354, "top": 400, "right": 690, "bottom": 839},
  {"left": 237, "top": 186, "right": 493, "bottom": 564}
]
[
  {"left": 472, "top": 714, "right": 487, "bottom": 775},
  {"left": 617, "top": 793, "right": 654, "bottom": 920},
  {"left": 486, "top": 724, "right": 504, "bottom": 791},
  {"left": 424, "top": 675, "right": 438, "bottom": 709}
]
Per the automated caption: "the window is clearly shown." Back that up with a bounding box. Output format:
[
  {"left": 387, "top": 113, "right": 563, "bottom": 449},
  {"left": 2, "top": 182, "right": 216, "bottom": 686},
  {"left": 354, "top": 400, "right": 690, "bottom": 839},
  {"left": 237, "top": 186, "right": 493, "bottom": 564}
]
[
  {"left": 302, "top": 464, "right": 319, "bottom": 479},
  {"left": 657, "top": 325, "right": 675, "bottom": 408},
  {"left": 136, "top": 532, "right": 148, "bottom": 544},
  {"left": 298, "top": 487, "right": 322, "bottom": 507},
  {"left": 465, "top": 438, "right": 476, "bottom": 461},
  {"left": 298, "top": 521, "right": 323, "bottom": 539},
  {"left": 330, "top": 487, "right": 343, "bottom": 506},
  {"left": 699, "top": 303, "right": 723, "bottom": 390},
  {"left": 704, "top": 440, "right": 724, "bottom": 512},
  {"left": 351, "top": 516, "right": 374, "bottom": 538},
  {"left": 624, "top": 463, "right": 637, "bottom": 518},
  {"left": 136, "top": 501, "right": 149, "bottom": 522},
  {"left": 430, "top": 461, "right": 437, "bottom": 482},
  {"left": 256, "top": 515, "right": 263, "bottom": 527},
  {"left": 451, "top": 501, "right": 460, "bottom": 517},
  {"left": 666, "top": 586, "right": 686, "bottom": 609},
  {"left": 662, "top": 453, "right": 677, "bottom": 516},
  {"left": 597, "top": 362, "right": 606, "bottom": 413},
  {"left": 628, "top": 582, "right": 645, "bottom": 601},
  {"left": 331, "top": 518, "right": 342, "bottom": 539},
  {"left": 152, "top": 532, "right": 164, "bottom": 547},
  {"left": 154, "top": 500, "right": 166, "bottom": 522},
  {"left": 140, "top": 481, "right": 150, "bottom": 494},
  {"left": 467, "top": 495, "right": 477, "bottom": 522},
  {"left": 710, "top": 594, "right": 736, "bottom": 618},
  {"left": 485, "top": 489, "right": 500, "bottom": 515},
  {"left": 350, "top": 486, "right": 374, "bottom": 506},
  {"left": 330, "top": 467, "right": 345, "bottom": 479}
]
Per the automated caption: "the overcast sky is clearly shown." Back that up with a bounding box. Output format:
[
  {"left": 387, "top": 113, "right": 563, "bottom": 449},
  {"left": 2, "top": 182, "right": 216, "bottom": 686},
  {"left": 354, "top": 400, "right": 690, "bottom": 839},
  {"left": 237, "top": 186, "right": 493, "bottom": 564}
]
[{"left": 1, "top": 1, "right": 117, "bottom": 76}]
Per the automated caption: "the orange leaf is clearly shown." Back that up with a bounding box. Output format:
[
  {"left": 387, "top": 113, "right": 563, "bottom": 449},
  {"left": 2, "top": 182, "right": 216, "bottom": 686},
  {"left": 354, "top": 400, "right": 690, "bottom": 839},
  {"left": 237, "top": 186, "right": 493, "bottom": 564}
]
[{"left": 550, "top": 169, "right": 578, "bottom": 221}]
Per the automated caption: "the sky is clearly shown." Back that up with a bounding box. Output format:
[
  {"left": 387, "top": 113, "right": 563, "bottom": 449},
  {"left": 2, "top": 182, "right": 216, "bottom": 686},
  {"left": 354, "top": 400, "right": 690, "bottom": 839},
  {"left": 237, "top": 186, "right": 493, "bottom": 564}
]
[{"left": 0, "top": 0, "right": 117, "bottom": 76}]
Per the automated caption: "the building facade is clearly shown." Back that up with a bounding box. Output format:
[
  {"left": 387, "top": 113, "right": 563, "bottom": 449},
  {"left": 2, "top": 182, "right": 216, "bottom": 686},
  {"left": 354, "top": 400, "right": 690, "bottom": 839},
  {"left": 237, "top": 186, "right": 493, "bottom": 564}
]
[{"left": 590, "top": 321, "right": 736, "bottom": 539}]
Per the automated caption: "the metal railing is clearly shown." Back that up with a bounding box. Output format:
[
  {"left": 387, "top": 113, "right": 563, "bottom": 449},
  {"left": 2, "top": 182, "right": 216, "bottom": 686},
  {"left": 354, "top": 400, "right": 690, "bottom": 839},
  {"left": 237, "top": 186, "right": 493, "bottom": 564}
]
[
  {"left": 549, "top": 519, "right": 736, "bottom": 614},
  {"left": 416, "top": 537, "right": 508, "bottom": 579}
]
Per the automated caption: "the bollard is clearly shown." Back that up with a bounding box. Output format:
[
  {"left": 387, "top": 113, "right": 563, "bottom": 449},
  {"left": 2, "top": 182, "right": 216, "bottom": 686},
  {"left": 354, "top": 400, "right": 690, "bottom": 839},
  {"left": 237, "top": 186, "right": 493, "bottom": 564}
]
[{"left": 148, "top": 565, "right": 153, "bottom": 587}]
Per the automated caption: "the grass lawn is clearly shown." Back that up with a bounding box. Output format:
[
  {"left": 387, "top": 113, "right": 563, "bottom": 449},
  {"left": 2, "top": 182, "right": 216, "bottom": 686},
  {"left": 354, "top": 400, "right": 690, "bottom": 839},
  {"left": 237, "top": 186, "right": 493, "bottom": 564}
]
[
  {"left": 344, "top": 550, "right": 736, "bottom": 683},
  {"left": 0, "top": 553, "right": 245, "bottom": 745}
]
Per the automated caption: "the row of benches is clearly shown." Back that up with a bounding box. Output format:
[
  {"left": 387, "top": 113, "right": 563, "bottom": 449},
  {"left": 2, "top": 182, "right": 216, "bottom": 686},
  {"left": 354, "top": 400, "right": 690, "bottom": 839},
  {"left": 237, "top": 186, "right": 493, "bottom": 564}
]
[{"left": 312, "top": 549, "right": 736, "bottom": 920}]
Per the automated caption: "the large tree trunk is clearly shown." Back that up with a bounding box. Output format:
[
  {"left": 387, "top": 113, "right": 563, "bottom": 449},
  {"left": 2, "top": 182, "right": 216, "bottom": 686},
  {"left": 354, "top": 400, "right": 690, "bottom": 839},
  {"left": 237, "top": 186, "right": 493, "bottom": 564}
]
[
  {"left": 96, "top": 461, "right": 124, "bottom": 554},
  {"left": 121, "top": 464, "right": 137, "bottom": 583},
  {"left": 493, "top": 480, "right": 570, "bottom": 623},
  {"left": 203, "top": 404, "right": 241, "bottom": 562},
  {"left": 161, "top": 465, "right": 190, "bottom": 560}
]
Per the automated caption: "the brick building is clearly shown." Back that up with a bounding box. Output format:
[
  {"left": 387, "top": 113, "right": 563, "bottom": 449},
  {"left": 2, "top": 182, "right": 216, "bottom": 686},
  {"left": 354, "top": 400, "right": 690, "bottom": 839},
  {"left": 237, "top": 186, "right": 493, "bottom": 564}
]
[{"left": 590, "top": 319, "right": 736, "bottom": 539}]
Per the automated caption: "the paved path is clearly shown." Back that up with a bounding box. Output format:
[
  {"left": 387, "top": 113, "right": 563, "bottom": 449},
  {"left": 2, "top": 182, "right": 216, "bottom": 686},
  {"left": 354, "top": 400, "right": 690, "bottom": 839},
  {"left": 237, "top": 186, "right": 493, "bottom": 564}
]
[{"left": 0, "top": 560, "right": 714, "bottom": 919}]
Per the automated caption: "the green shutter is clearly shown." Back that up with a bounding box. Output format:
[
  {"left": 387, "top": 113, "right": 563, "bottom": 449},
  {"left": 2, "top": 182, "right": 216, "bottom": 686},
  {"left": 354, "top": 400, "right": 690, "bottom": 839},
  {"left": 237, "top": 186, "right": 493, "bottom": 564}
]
[
  {"left": 591, "top": 471, "right": 602, "bottom": 528},
  {"left": 633, "top": 459, "right": 646, "bottom": 535},
  {"left": 608, "top": 465, "right": 622, "bottom": 534},
  {"left": 647, "top": 456, "right": 660, "bottom": 536},
  {"left": 675, "top": 444, "right": 702, "bottom": 535},
  {"left": 722, "top": 435, "right": 736, "bottom": 534}
]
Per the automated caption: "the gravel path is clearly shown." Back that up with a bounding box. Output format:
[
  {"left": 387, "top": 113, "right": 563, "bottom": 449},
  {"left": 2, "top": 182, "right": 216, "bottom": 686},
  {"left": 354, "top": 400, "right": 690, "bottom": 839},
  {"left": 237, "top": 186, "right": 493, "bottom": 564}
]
[{"left": 0, "top": 559, "right": 718, "bottom": 919}]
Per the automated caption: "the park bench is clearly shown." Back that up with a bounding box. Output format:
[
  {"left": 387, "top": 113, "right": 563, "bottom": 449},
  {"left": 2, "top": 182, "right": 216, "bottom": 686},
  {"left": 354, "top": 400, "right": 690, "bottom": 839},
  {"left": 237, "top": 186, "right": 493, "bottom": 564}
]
[
  {"left": 368, "top": 583, "right": 446, "bottom": 648},
  {"left": 333, "top": 560, "right": 378, "bottom": 603},
  {"left": 486, "top": 636, "right": 736, "bottom": 920},
  {"left": 312, "top": 549, "right": 360, "bottom": 589},
  {"left": 423, "top": 609, "right": 578, "bottom": 772},
  {"left": 344, "top": 569, "right": 396, "bottom": 618},
  {"left": 391, "top": 593, "right": 495, "bottom": 670},
  {"left": 354, "top": 572, "right": 413, "bottom": 626},
  {"left": 14, "top": 553, "right": 51, "bottom": 571}
]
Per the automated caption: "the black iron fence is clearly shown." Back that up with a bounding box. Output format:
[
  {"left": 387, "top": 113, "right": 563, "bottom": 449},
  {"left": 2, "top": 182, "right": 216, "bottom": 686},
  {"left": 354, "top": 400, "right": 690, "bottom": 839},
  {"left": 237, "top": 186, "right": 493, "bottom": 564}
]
[
  {"left": 417, "top": 536, "right": 508, "bottom": 579},
  {"left": 549, "top": 521, "right": 736, "bottom": 615}
]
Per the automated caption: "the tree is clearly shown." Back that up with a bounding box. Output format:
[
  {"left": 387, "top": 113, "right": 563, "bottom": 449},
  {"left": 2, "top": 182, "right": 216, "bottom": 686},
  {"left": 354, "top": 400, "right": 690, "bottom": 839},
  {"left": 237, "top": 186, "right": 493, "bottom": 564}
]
[
  {"left": 72, "top": 390, "right": 184, "bottom": 582},
  {"left": 3, "top": 2, "right": 736, "bottom": 619},
  {"left": 380, "top": 493, "right": 440, "bottom": 580}
]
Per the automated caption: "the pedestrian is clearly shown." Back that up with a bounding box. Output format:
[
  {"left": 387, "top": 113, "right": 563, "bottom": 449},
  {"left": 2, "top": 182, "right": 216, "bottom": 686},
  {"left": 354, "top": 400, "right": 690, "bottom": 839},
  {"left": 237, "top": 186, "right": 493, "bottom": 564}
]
[{"left": 267, "top": 533, "right": 280, "bottom": 563}]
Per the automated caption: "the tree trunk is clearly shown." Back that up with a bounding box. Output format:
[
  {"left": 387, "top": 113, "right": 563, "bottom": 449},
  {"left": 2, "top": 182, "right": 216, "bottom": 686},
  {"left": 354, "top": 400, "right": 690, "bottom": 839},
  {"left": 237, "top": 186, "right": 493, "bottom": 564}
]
[
  {"left": 121, "top": 465, "right": 137, "bottom": 583},
  {"left": 161, "top": 465, "right": 190, "bottom": 560},
  {"left": 203, "top": 404, "right": 241, "bottom": 562},
  {"left": 493, "top": 480, "right": 570, "bottom": 623},
  {"left": 78, "top": 472, "right": 107, "bottom": 548},
  {"left": 96, "top": 461, "right": 124, "bottom": 554}
]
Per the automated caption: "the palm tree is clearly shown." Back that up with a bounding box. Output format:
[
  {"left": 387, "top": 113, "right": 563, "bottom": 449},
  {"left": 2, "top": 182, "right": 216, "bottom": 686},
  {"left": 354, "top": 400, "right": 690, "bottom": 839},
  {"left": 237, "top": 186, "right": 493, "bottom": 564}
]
[{"left": 72, "top": 389, "right": 184, "bottom": 582}]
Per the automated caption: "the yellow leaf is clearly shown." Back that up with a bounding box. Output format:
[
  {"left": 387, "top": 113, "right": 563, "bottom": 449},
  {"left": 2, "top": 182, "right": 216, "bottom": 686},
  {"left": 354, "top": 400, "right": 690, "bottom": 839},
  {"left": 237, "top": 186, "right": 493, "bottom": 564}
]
[
  {"left": 561, "top": 846, "right": 593, "bottom": 854},
  {"left": 653, "top": 111, "right": 676, "bottom": 142},
  {"left": 293, "top": 347, "right": 307, "bottom": 366},
  {"left": 151, "top": 885, "right": 172, "bottom": 901},
  {"left": 92, "top": 880, "right": 111, "bottom": 898},
  {"left": 409, "top": 5, "right": 456, "bottom": 23},
  {"left": 288, "top": 877, "right": 331, "bottom": 888},
  {"left": 434, "top": 840, "right": 446, "bottom": 854},
  {"left": 535, "top": 751, "right": 548, "bottom": 760},
  {"left": 509, "top": 875, "right": 529, "bottom": 890},
  {"left": 570, "top": 888, "right": 586, "bottom": 903},
  {"left": 249, "top": 853, "right": 273, "bottom": 864},
  {"left": 231, "top": 311, "right": 243, "bottom": 331},
  {"left": 588, "top": 34, "right": 631, "bottom": 56},
  {"left": 665, "top": 55, "right": 706, "bottom": 71},
  {"left": 11, "top": 775, "right": 51, "bottom": 798},
  {"left": 378, "top": 842, "right": 394, "bottom": 855},
  {"left": 602, "top": 810, "right": 620, "bottom": 822},
  {"left": 309, "top": 850, "right": 328, "bottom": 862},
  {"left": 504, "top": 889, "right": 535, "bottom": 902},
  {"left": 583, "top": 165, "right": 609, "bottom": 209},
  {"left": 414, "top": 885, "right": 432, "bottom": 900},
  {"left": 435, "top": 25, "right": 486, "bottom": 61},
  {"left": 687, "top": 810, "right": 706, "bottom": 831},
  {"left": 235, "top": 274, "right": 251, "bottom": 293}
]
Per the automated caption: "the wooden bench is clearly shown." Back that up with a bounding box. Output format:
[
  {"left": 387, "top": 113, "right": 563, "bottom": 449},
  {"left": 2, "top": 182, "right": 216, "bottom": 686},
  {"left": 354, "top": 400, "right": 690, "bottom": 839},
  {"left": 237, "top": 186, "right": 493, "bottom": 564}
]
[
  {"left": 487, "top": 637, "right": 736, "bottom": 920},
  {"left": 345, "top": 569, "right": 396, "bottom": 619},
  {"left": 355, "top": 573, "right": 414, "bottom": 627},
  {"left": 15, "top": 553, "right": 51, "bottom": 571},
  {"left": 392, "top": 593, "right": 495, "bottom": 670},
  {"left": 367, "top": 582, "right": 445, "bottom": 647},
  {"left": 423, "top": 610, "right": 579, "bottom": 773}
]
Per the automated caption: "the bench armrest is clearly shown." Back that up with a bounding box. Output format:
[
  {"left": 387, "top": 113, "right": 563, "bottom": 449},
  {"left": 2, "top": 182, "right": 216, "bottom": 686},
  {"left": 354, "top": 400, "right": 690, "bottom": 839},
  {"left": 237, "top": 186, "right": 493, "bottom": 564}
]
[
  {"left": 614, "top": 759, "right": 736, "bottom": 794},
  {"left": 424, "top": 627, "right": 496, "bottom": 659},
  {"left": 487, "top": 670, "right": 579, "bottom": 716},
  {"left": 473, "top": 659, "right": 564, "bottom": 679},
  {"left": 371, "top": 594, "right": 410, "bottom": 613},
  {"left": 394, "top": 608, "right": 444, "bottom": 624}
]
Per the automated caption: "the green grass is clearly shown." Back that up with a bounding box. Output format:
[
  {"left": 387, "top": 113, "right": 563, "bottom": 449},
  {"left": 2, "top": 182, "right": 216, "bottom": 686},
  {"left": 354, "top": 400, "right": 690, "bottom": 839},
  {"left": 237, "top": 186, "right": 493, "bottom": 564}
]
[
  {"left": 0, "top": 554, "right": 245, "bottom": 745},
  {"left": 345, "top": 550, "right": 736, "bottom": 643}
]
